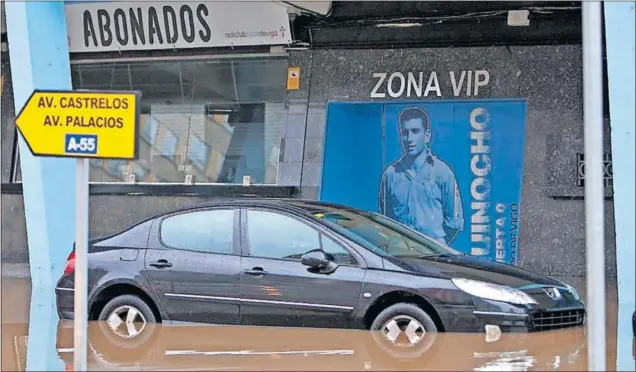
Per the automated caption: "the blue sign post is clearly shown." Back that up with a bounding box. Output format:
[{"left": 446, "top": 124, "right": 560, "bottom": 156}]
[{"left": 321, "top": 99, "right": 527, "bottom": 265}]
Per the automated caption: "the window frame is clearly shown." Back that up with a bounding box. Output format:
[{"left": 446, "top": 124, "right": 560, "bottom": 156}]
[
  {"left": 239, "top": 207, "right": 365, "bottom": 268},
  {"left": 158, "top": 207, "right": 241, "bottom": 256}
]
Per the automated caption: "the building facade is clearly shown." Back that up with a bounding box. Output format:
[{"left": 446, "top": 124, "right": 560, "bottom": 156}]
[{"left": 0, "top": 1, "right": 618, "bottom": 277}]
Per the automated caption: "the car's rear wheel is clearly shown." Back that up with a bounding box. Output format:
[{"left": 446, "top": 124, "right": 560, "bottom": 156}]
[
  {"left": 97, "top": 294, "right": 157, "bottom": 343},
  {"left": 369, "top": 303, "right": 439, "bottom": 359},
  {"left": 90, "top": 294, "right": 161, "bottom": 363}
]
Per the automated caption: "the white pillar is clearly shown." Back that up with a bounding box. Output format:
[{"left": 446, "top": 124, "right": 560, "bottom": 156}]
[{"left": 582, "top": 2, "right": 606, "bottom": 371}]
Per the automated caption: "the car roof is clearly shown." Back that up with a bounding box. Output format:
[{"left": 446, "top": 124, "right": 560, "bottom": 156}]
[{"left": 151, "top": 198, "right": 363, "bottom": 220}]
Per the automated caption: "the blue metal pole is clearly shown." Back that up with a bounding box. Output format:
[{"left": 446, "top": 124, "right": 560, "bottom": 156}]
[
  {"left": 5, "top": 1, "right": 75, "bottom": 370},
  {"left": 604, "top": 2, "right": 636, "bottom": 371}
]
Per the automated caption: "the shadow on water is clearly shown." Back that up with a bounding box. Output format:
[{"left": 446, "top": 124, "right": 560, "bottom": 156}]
[{"left": 0, "top": 276, "right": 630, "bottom": 371}]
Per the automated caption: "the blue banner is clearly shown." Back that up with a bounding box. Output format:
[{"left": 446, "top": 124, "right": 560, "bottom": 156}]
[{"left": 320, "top": 100, "right": 527, "bottom": 265}]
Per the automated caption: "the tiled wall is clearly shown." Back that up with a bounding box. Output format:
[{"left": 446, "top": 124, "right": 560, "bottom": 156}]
[
  {"left": 277, "top": 45, "right": 616, "bottom": 277},
  {"left": 1, "top": 44, "right": 618, "bottom": 277}
]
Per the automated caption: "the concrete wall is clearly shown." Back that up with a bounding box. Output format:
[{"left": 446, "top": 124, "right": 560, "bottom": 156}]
[
  {"left": 2, "top": 194, "right": 27, "bottom": 263},
  {"left": 279, "top": 45, "right": 616, "bottom": 277},
  {"left": 1, "top": 193, "right": 241, "bottom": 263},
  {"left": 1, "top": 44, "right": 618, "bottom": 277}
]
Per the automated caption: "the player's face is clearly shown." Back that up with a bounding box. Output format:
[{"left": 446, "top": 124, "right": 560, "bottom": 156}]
[{"left": 400, "top": 118, "right": 429, "bottom": 156}]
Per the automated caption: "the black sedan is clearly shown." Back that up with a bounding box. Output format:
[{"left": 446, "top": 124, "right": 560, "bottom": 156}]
[{"left": 55, "top": 199, "right": 585, "bottom": 348}]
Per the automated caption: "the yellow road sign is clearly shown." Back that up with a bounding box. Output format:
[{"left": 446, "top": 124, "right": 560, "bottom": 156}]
[{"left": 15, "top": 90, "right": 141, "bottom": 159}]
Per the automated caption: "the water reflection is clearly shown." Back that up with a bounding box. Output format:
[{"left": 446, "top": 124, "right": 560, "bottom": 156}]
[
  {"left": 1, "top": 276, "right": 629, "bottom": 371},
  {"left": 24, "top": 286, "right": 64, "bottom": 372},
  {"left": 3, "top": 319, "right": 608, "bottom": 371}
]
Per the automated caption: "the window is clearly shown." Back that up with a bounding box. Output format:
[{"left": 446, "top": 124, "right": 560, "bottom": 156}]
[
  {"left": 160, "top": 209, "right": 234, "bottom": 254},
  {"left": 322, "top": 235, "right": 357, "bottom": 265},
  {"left": 12, "top": 57, "right": 287, "bottom": 185},
  {"left": 187, "top": 134, "right": 210, "bottom": 171},
  {"left": 159, "top": 128, "right": 178, "bottom": 162},
  {"left": 311, "top": 208, "right": 462, "bottom": 259},
  {"left": 141, "top": 115, "right": 159, "bottom": 145},
  {"left": 246, "top": 210, "right": 356, "bottom": 265}
]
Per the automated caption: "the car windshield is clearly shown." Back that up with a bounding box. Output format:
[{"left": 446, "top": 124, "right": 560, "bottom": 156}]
[{"left": 310, "top": 207, "right": 462, "bottom": 259}]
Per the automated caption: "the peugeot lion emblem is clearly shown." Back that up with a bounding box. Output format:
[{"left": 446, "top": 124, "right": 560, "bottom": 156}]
[{"left": 543, "top": 287, "right": 562, "bottom": 300}]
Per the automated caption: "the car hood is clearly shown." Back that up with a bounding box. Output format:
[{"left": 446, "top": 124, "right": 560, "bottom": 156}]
[{"left": 395, "top": 254, "right": 563, "bottom": 289}]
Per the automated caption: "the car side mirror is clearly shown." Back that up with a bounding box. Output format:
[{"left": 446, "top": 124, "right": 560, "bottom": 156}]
[
  {"left": 377, "top": 234, "right": 390, "bottom": 251},
  {"left": 301, "top": 249, "right": 339, "bottom": 275},
  {"left": 301, "top": 250, "right": 329, "bottom": 269}
]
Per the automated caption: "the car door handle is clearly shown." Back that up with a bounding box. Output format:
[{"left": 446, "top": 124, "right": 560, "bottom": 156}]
[
  {"left": 149, "top": 259, "right": 173, "bottom": 269},
  {"left": 243, "top": 267, "right": 268, "bottom": 276}
]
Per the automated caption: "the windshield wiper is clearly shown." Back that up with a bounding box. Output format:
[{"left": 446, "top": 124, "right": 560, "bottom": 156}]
[
  {"left": 395, "top": 253, "right": 450, "bottom": 259},
  {"left": 417, "top": 253, "right": 463, "bottom": 258}
]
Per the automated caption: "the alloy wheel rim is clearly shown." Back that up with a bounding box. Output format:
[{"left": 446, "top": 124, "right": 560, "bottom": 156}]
[
  {"left": 381, "top": 315, "right": 425, "bottom": 347},
  {"left": 106, "top": 305, "right": 147, "bottom": 339}
]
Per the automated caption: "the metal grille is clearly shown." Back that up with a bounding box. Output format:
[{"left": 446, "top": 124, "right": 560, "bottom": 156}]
[
  {"left": 527, "top": 290, "right": 578, "bottom": 308},
  {"left": 576, "top": 153, "right": 613, "bottom": 187},
  {"left": 531, "top": 309, "right": 585, "bottom": 331}
]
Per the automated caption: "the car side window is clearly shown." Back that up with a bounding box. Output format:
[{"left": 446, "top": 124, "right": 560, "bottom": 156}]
[
  {"left": 322, "top": 235, "right": 358, "bottom": 265},
  {"left": 246, "top": 210, "right": 356, "bottom": 265},
  {"left": 247, "top": 210, "right": 318, "bottom": 260},
  {"left": 160, "top": 209, "right": 234, "bottom": 254}
]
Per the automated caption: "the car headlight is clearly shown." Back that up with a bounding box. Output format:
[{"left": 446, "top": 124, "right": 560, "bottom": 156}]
[
  {"left": 451, "top": 278, "right": 538, "bottom": 305},
  {"left": 554, "top": 278, "right": 581, "bottom": 301},
  {"left": 562, "top": 283, "right": 582, "bottom": 302}
]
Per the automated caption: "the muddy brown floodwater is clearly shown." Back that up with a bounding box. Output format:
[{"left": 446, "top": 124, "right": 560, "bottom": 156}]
[{"left": 1, "top": 276, "right": 628, "bottom": 371}]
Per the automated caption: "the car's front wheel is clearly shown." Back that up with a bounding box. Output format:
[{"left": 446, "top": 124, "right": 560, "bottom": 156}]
[{"left": 369, "top": 303, "right": 439, "bottom": 359}]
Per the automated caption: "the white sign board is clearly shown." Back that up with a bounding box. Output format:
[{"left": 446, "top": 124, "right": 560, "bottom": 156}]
[{"left": 65, "top": 1, "right": 292, "bottom": 53}]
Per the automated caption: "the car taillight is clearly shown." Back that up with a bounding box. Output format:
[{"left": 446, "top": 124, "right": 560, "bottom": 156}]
[{"left": 64, "top": 250, "right": 76, "bottom": 275}]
